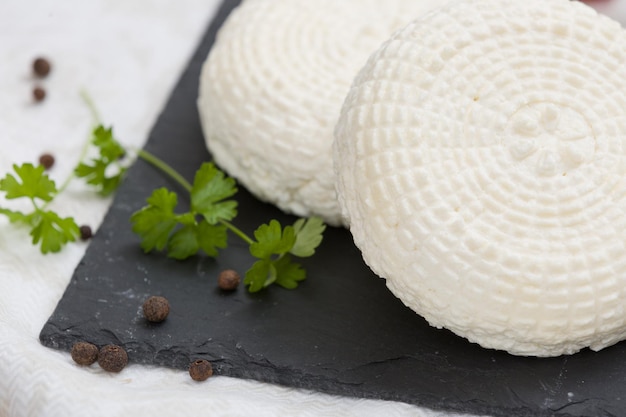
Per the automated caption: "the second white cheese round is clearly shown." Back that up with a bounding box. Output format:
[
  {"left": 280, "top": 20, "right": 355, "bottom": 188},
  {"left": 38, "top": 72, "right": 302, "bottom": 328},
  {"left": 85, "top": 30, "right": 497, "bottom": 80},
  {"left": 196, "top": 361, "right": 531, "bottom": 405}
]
[
  {"left": 334, "top": 0, "right": 626, "bottom": 356},
  {"left": 198, "top": 0, "right": 445, "bottom": 226}
]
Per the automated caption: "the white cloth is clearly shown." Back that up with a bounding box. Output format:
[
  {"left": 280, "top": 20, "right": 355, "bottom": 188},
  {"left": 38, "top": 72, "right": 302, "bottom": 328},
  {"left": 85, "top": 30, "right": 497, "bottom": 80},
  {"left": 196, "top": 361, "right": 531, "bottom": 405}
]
[{"left": 0, "top": 0, "right": 623, "bottom": 416}]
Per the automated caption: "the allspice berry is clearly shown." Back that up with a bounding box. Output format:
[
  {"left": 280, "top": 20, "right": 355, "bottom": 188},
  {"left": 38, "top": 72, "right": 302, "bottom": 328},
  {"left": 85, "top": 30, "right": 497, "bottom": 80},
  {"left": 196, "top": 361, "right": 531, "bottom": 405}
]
[
  {"left": 218, "top": 269, "right": 240, "bottom": 291},
  {"left": 79, "top": 225, "right": 93, "bottom": 241},
  {"left": 33, "top": 86, "right": 46, "bottom": 102},
  {"left": 33, "top": 57, "right": 51, "bottom": 77},
  {"left": 98, "top": 344, "right": 128, "bottom": 373},
  {"left": 189, "top": 359, "right": 213, "bottom": 381},
  {"left": 142, "top": 295, "right": 170, "bottom": 322},
  {"left": 38, "top": 153, "right": 55, "bottom": 170},
  {"left": 70, "top": 341, "right": 99, "bottom": 366}
]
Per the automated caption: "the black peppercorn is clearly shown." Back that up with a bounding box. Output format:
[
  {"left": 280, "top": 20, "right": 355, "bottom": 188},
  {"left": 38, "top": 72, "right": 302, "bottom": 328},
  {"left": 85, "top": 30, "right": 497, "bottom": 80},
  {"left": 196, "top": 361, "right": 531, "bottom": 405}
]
[
  {"left": 33, "top": 57, "right": 51, "bottom": 77},
  {"left": 218, "top": 269, "right": 240, "bottom": 291},
  {"left": 33, "top": 86, "right": 46, "bottom": 102},
  {"left": 79, "top": 225, "right": 93, "bottom": 240},
  {"left": 189, "top": 359, "right": 213, "bottom": 381},
  {"left": 98, "top": 345, "right": 128, "bottom": 373},
  {"left": 70, "top": 341, "right": 99, "bottom": 366},
  {"left": 38, "top": 153, "right": 55, "bottom": 170},
  {"left": 142, "top": 295, "right": 170, "bottom": 322}
]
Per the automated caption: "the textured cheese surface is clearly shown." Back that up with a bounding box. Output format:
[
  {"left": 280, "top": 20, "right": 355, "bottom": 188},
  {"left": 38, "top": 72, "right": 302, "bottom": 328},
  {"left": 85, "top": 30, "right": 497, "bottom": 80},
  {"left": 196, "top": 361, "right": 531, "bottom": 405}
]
[
  {"left": 197, "top": 0, "right": 445, "bottom": 226},
  {"left": 334, "top": 0, "right": 626, "bottom": 356}
]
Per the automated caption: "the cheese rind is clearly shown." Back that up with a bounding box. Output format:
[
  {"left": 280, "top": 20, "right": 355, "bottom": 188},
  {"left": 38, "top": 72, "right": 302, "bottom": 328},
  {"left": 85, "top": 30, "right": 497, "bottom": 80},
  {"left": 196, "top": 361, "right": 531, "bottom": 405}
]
[
  {"left": 334, "top": 0, "right": 626, "bottom": 356},
  {"left": 197, "top": 0, "right": 445, "bottom": 226}
]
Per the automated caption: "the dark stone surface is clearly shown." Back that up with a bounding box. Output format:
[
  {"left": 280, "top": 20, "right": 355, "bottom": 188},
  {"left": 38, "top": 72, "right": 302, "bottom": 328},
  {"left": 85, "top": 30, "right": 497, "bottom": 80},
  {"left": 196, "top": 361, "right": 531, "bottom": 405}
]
[{"left": 40, "top": 1, "right": 626, "bottom": 416}]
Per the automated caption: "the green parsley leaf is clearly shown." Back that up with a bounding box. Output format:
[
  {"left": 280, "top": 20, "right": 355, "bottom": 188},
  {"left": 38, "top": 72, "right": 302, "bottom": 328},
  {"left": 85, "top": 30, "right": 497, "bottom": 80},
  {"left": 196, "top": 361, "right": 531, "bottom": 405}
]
[
  {"left": 30, "top": 210, "right": 80, "bottom": 253},
  {"left": 0, "top": 207, "right": 34, "bottom": 225},
  {"left": 130, "top": 188, "right": 179, "bottom": 252},
  {"left": 0, "top": 164, "right": 79, "bottom": 253},
  {"left": 131, "top": 186, "right": 229, "bottom": 260},
  {"left": 167, "top": 221, "right": 228, "bottom": 260},
  {"left": 191, "top": 162, "right": 238, "bottom": 224},
  {"left": 290, "top": 217, "right": 326, "bottom": 257},
  {"left": 0, "top": 163, "right": 57, "bottom": 202},
  {"left": 75, "top": 160, "right": 126, "bottom": 196},
  {"left": 244, "top": 254, "right": 306, "bottom": 292},
  {"left": 196, "top": 221, "right": 228, "bottom": 257},
  {"left": 92, "top": 126, "right": 125, "bottom": 161},
  {"left": 249, "top": 220, "right": 296, "bottom": 259},
  {"left": 244, "top": 219, "right": 317, "bottom": 292},
  {"left": 74, "top": 125, "right": 127, "bottom": 196},
  {"left": 167, "top": 224, "right": 200, "bottom": 260},
  {"left": 273, "top": 254, "right": 306, "bottom": 289},
  {"left": 244, "top": 258, "right": 272, "bottom": 292}
]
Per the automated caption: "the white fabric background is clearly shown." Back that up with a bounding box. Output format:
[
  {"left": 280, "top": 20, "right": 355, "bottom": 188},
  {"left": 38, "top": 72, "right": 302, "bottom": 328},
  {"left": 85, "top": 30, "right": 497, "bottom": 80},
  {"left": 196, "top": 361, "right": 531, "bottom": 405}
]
[{"left": 0, "top": 1, "right": 623, "bottom": 416}]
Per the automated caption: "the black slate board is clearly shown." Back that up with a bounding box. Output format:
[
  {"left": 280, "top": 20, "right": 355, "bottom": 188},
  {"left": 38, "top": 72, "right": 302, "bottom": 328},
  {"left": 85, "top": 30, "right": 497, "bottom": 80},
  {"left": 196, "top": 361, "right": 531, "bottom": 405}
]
[{"left": 39, "top": 1, "right": 626, "bottom": 416}]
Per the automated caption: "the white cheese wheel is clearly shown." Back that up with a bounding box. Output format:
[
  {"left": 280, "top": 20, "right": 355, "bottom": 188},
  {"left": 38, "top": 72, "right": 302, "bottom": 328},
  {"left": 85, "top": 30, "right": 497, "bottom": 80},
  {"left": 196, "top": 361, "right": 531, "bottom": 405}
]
[
  {"left": 197, "top": 0, "right": 445, "bottom": 226},
  {"left": 334, "top": 0, "right": 626, "bottom": 356}
]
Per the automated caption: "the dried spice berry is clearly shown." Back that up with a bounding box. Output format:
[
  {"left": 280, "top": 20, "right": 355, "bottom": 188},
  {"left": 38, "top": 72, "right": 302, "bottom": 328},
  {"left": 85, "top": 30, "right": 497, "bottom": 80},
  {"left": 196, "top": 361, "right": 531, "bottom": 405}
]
[
  {"left": 79, "top": 225, "right": 93, "bottom": 240},
  {"left": 218, "top": 269, "right": 240, "bottom": 291},
  {"left": 98, "top": 344, "right": 128, "bottom": 373},
  {"left": 33, "top": 86, "right": 46, "bottom": 102},
  {"left": 33, "top": 57, "right": 51, "bottom": 77},
  {"left": 38, "top": 153, "right": 55, "bottom": 170},
  {"left": 142, "top": 295, "right": 170, "bottom": 322},
  {"left": 70, "top": 341, "right": 99, "bottom": 366},
  {"left": 189, "top": 359, "right": 213, "bottom": 381}
]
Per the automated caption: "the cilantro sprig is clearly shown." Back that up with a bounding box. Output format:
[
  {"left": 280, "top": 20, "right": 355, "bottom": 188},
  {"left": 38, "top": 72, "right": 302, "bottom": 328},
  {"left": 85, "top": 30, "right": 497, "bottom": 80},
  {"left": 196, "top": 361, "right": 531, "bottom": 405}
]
[
  {"left": 131, "top": 156, "right": 326, "bottom": 292},
  {"left": 0, "top": 121, "right": 133, "bottom": 253},
  {"left": 0, "top": 163, "right": 80, "bottom": 253},
  {"left": 1, "top": 92, "right": 326, "bottom": 292}
]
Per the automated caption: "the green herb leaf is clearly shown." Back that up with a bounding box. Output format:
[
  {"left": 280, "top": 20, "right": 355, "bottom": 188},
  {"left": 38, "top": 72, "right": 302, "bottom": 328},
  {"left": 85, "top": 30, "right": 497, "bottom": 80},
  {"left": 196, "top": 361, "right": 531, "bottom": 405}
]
[
  {"left": 130, "top": 188, "right": 179, "bottom": 252},
  {"left": 190, "top": 162, "right": 238, "bottom": 224},
  {"left": 244, "top": 254, "right": 306, "bottom": 292},
  {"left": 167, "top": 221, "right": 229, "bottom": 260},
  {"left": 30, "top": 210, "right": 80, "bottom": 253},
  {"left": 249, "top": 220, "right": 296, "bottom": 259},
  {"left": 167, "top": 224, "right": 200, "bottom": 260},
  {"left": 0, "top": 163, "right": 56, "bottom": 202},
  {"left": 75, "top": 160, "right": 126, "bottom": 196},
  {"left": 0, "top": 207, "right": 35, "bottom": 225},
  {"left": 273, "top": 254, "right": 306, "bottom": 289},
  {"left": 92, "top": 126, "right": 125, "bottom": 161},
  {"left": 130, "top": 185, "right": 230, "bottom": 260},
  {"left": 244, "top": 258, "right": 273, "bottom": 293},
  {"left": 290, "top": 217, "right": 326, "bottom": 257},
  {"left": 196, "top": 221, "right": 228, "bottom": 257},
  {"left": 244, "top": 219, "right": 316, "bottom": 291},
  {"left": 74, "top": 125, "right": 127, "bottom": 196}
]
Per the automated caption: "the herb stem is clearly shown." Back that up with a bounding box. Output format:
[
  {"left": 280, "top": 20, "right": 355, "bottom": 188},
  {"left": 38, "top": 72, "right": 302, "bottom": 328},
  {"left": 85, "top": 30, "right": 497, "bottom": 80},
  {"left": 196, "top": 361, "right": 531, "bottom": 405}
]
[
  {"left": 54, "top": 173, "right": 75, "bottom": 197},
  {"left": 80, "top": 89, "right": 102, "bottom": 125},
  {"left": 220, "top": 219, "right": 254, "bottom": 245},
  {"left": 136, "top": 149, "right": 192, "bottom": 192},
  {"left": 42, "top": 119, "right": 95, "bottom": 210},
  {"left": 43, "top": 89, "right": 107, "bottom": 208}
]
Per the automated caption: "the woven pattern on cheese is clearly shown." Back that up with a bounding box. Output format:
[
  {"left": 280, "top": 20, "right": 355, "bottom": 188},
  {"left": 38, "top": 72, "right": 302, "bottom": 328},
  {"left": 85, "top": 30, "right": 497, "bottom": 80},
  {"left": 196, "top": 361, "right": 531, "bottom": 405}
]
[
  {"left": 334, "top": 0, "right": 626, "bottom": 356},
  {"left": 198, "top": 0, "right": 445, "bottom": 226}
]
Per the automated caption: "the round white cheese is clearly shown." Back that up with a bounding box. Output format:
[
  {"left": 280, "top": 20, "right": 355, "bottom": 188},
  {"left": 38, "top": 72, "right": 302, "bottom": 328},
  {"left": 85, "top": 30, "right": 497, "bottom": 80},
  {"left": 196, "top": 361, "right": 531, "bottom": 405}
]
[
  {"left": 197, "top": 0, "right": 445, "bottom": 226},
  {"left": 334, "top": 0, "right": 626, "bottom": 356}
]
